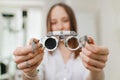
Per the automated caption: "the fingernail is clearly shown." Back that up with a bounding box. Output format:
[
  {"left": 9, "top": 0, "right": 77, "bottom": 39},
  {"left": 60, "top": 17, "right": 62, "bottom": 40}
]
[{"left": 40, "top": 44, "right": 43, "bottom": 48}]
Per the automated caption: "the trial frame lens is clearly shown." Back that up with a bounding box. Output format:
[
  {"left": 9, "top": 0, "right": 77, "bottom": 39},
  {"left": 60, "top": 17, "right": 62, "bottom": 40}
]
[{"left": 65, "top": 36, "right": 80, "bottom": 51}]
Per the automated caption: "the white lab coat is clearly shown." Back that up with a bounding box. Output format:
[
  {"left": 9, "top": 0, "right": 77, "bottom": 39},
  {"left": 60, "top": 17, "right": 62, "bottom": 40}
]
[{"left": 37, "top": 48, "right": 89, "bottom": 80}]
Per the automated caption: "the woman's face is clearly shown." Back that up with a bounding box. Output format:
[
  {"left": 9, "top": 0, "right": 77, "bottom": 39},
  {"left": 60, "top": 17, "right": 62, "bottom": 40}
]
[{"left": 50, "top": 6, "right": 70, "bottom": 31}]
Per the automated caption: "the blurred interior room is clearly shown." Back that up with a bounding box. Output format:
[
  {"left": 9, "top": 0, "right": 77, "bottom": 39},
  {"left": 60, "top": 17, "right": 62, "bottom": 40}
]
[{"left": 0, "top": 0, "right": 120, "bottom": 80}]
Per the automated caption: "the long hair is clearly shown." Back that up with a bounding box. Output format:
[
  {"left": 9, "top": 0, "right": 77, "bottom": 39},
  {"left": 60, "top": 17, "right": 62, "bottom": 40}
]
[{"left": 46, "top": 3, "right": 81, "bottom": 58}]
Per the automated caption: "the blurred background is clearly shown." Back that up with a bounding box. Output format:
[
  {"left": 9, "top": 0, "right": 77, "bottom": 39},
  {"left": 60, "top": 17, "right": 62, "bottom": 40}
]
[{"left": 0, "top": 0, "right": 120, "bottom": 80}]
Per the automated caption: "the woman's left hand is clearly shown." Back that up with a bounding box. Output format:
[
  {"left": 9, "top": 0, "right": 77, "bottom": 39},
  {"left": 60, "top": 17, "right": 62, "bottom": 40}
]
[{"left": 80, "top": 37, "right": 109, "bottom": 72}]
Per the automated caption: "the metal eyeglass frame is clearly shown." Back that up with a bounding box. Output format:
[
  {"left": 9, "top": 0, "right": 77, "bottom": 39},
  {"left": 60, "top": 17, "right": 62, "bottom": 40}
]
[{"left": 31, "top": 31, "right": 89, "bottom": 52}]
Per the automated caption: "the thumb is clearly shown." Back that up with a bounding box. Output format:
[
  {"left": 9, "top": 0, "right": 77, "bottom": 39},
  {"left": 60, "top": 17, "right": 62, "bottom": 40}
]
[
  {"left": 29, "top": 38, "right": 39, "bottom": 45},
  {"left": 87, "top": 36, "right": 95, "bottom": 45}
]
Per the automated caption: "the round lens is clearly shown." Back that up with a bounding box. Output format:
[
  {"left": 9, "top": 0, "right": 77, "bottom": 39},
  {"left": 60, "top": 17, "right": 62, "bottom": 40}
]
[
  {"left": 66, "top": 36, "right": 79, "bottom": 50},
  {"left": 45, "top": 37, "right": 57, "bottom": 50}
]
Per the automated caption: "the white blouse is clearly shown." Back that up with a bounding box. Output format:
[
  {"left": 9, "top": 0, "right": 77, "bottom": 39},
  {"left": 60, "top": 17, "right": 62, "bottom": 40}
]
[{"left": 37, "top": 48, "right": 89, "bottom": 80}]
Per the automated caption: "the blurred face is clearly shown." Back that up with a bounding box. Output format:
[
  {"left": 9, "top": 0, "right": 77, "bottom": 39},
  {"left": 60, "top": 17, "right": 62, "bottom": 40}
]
[{"left": 50, "top": 6, "right": 70, "bottom": 31}]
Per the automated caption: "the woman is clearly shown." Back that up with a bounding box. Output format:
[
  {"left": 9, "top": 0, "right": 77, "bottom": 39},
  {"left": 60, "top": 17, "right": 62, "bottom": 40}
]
[{"left": 13, "top": 3, "right": 109, "bottom": 80}]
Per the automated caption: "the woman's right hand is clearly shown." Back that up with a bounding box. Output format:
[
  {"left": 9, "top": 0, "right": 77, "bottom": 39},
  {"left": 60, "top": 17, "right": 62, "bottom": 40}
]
[{"left": 13, "top": 38, "right": 44, "bottom": 75}]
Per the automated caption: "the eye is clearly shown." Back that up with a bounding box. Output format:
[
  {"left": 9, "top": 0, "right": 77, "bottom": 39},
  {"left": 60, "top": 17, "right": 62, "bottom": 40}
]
[
  {"left": 51, "top": 21, "right": 57, "bottom": 25},
  {"left": 63, "top": 18, "right": 69, "bottom": 22}
]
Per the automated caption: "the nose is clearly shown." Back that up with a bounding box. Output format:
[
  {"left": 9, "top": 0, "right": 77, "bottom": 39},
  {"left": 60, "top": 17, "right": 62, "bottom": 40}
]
[{"left": 57, "top": 22, "right": 64, "bottom": 30}]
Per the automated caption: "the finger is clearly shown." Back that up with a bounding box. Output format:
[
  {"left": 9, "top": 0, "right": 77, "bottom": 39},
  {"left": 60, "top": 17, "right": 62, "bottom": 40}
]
[
  {"left": 28, "top": 52, "right": 44, "bottom": 66},
  {"left": 82, "top": 48, "right": 108, "bottom": 62},
  {"left": 24, "top": 60, "right": 41, "bottom": 73},
  {"left": 30, "top": 39, "right": 43, "bottom": 54},
  {"left": 36, "top": 42, "right": 44, "bottom": 50},
  {"left": 13, "top": 45, "right": 33, "bottom": 56},
  {"left": 82, "top": 60, "right": 103, "bottom": 72},
  {"left": 15, "top": 42, "right": 44, "bottom": 64},
  {"left": 23, "top": 62, "right": 39, "bottom": 73},
  {"left": 32, "top": 42, "right": 42, "bottom": 53},
  {"left": 37, "top": 46, "right": 44, "bottom": 54},
  {"left": 29, "top": 38, "right": 39, "bottom": 45},
  {"left": 85, "top": 43, "right": 109, "bottom": 55},
  {"left": 17, "top": 53, "right": 43, "bottom": 70},
  {"left": 87, "top": 36, "right": 95, "bottom": 44},
  {"left": 98, "top": 46, "right": 109, "bottom": 55},
  {"left": 15, "top": 52, "right": 38, "bottom": 64},
  {"left": 80, "top": 52, "right": 105, "bottom": 69}
]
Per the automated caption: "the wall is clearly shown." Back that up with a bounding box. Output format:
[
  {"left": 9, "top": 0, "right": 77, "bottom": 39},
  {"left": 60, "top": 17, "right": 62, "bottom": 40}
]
[{"left": 99, "top": 0, "right": 120, "bottom": 80}]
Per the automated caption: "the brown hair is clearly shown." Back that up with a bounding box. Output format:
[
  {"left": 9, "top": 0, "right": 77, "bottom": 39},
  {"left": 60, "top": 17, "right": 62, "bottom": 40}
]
[{"left": 46, "top": 3, "right": 81, "bottom": 58}]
